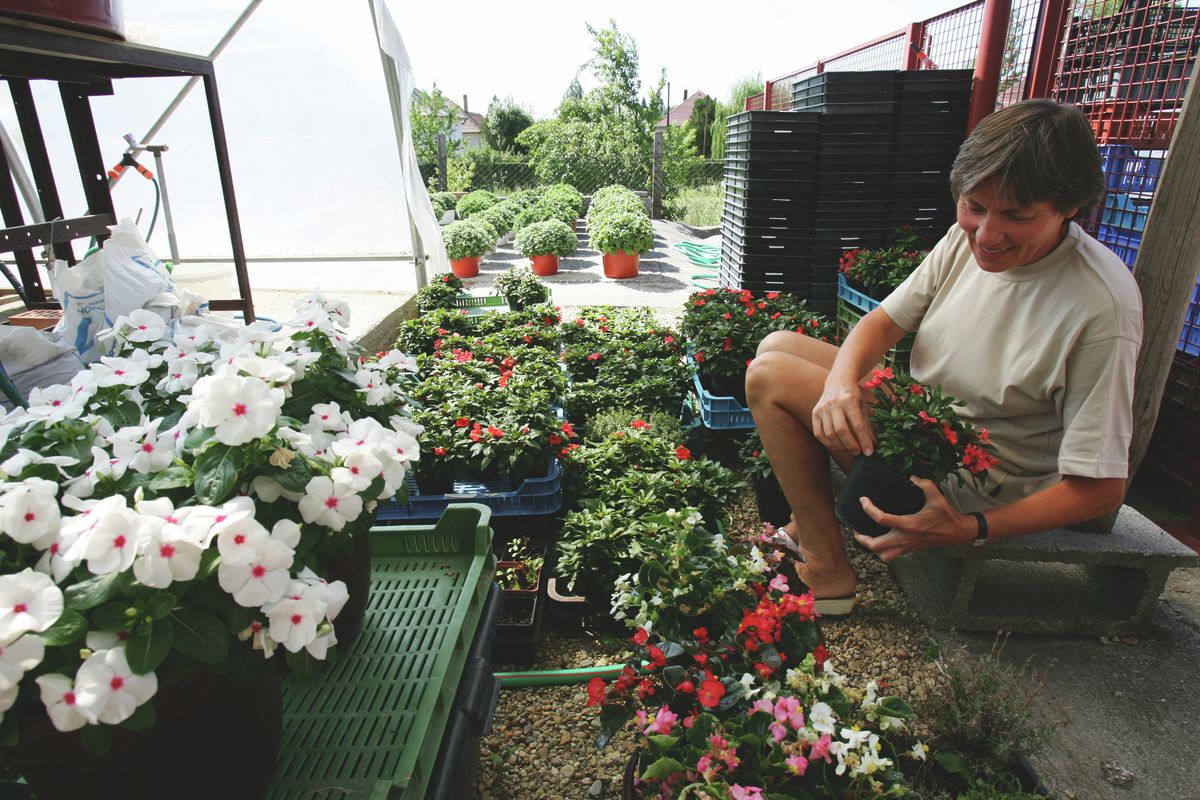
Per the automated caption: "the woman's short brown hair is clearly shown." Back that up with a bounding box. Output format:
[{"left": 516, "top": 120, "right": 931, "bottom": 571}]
[{"left": 949, "top": 99, "right": 1106, "bottom": 215}]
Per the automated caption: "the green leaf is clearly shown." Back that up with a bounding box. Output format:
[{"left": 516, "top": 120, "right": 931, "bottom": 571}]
[
  {"left": 639, "top": 756, "right": 684, "bottom": 781},
  {"left": 65, "top": 572, "right": 120, "bottom": 611},
  {"left": 595, "top": 703, "right": 628, "bottom": 750},
  {"left": 183, "top": 578, "right": 234, "bottom": 614},
  {"left": 144, "top": 593, "right": 178, "bottom": 621},
  {"left": 935, "top": 751, "right": 976, "bottom": 783},
  {"left": 125, "top": 618, "right": 175, "bottom": 674},
  {"left": 876, "top": 695, "right": 914, "bottom": 718},
  {"left": 148, "top": 466, "right": 193, "bottom": 491},
  {"left": 170, "top": 608, "right": 229, "bottom": 664},
  {"left": 92, "top": 602, "right": 134, "bottom": 632},
  {"left": 39, "top": 609, "right": 88, "bottom": 646},
  {"left": 102, "top": 399, "right": 142, "bottom": 431},
  {"left": 118, "top": 700, "right": 157, "bottom": 732},
  {"left": 197, "top": 548, "right": 221, "bottom": 580},
  {"left": 184, "top": 426, "right": 215, "bottom": 450},
  {"left": 646, "top": 735, "right": 678, "bottom": 749},
  {"left": 285, "top": 649, "right": 323, "bottom": 681},
  {"left": 657, "top": 641, "right": 684, "bottom": 660},
  {"left": 80, "top": 724, "right": 112, "bottom": 755},
  {"left": 275, "top": 456, "right": 314, "bottom": 493},
  {"left": 193, "top": 443, "right": 243, "bottom": 505},
  {"left": 826, "top": 684, "right": 852, "bottom": 719}
]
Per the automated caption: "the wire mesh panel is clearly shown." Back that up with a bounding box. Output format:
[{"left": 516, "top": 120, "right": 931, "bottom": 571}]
[
  {"left": 923, "top": 1, "right": 986, "bottom": 69},
  {"left": 995, "top": 0, "right": 1046, "bottom": 106},
  {"left": 767, "top": 68, "right": 819, "bottom": 110},
  {"left": 745, "top": 92, "right": 766, "bottom": 110},
  {"left": 824, "top": 34, "right": 908, "bottom": 72}
]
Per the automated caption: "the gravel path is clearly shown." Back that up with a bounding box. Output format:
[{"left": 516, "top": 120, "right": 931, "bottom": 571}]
[{"left": 474, "top": 485, "right": 938, "bottom": 799}]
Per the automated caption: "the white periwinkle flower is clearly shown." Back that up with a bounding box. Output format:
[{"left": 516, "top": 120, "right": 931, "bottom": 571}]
[
  {"left": 0, "top": 633, "right": 45, "bottom": 690},
  {"left": 216, "top": 521, "right": 296, "bottom": 608},
  {"left": 109, "top": 419, "right": 175, "bottom": 474},
  {"left": 120, "top": 309, "right": 168, "bottom": 343},
  {"left": 35, "top": 673, "right": 93, "bottom": 732},
  {"left": 23, "top": 385, "right": 85, "bottom": 425},
  {"left": 89, "top": 354, "right": 152, "bottom": 388},
  {"left": 0, "top": 570, "right": 64, "bottom": 641},
  {"left": 265, "top": 594, "right": 325, "bottom": 653},
  {"left": 132, "top": 521, "right": 204, "bottom": 588},
  {"left": 188, "top": 373, "right": 284, "bottom": 446},
  {"left": 73, "top": 647, "right": 157, "bottom": 725},
  {"left": 0, "top": 477, "right": 61, "bottom": 544},
  {"left": 298, "top": 475, "right": 363, "bottom": 532}
]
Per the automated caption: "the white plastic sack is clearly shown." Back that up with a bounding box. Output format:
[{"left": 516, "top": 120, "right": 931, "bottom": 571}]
[
  {"left": 0, "top": 326, "right": 84, "bottom": 412},
  {"left": 49, "top": 254, "right": 105, "bottom": 363}
]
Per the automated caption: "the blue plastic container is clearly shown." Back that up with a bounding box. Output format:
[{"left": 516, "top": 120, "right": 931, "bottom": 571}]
[
  {"left": 837, "top": 272, "right": 881, "bottom": 312},
  {"left": 1096, "top": 225, "right": 1141, "bottom": 268},
  {"left": 377, "top": 461, "right": 563, "bottom": 521},
  {"left": 691, "top": 371, "right": 755, "bottom": 430},
  {"left": 1098, "top": 144, "right": 1134, "bottom": 191},
  {"left": 1116, "top": 152, "right": 1166, "bottom": 193},
  {"left": 1180, "top": 282, "right": 1200, "bottom": 357},
  {"left": 1101, "top": 193, "right": 1149, "bottom": 233}
]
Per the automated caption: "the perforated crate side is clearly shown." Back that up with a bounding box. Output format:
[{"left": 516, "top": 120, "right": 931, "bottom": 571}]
[
  {"left": 836, "top": 298, "right": 914, "bottom": 369},
  {"left": 691, "top": 372, "right": 755, "bottom": 430},
  {"left": 377, "top": 461, "right": 563, "bottom": 521}
]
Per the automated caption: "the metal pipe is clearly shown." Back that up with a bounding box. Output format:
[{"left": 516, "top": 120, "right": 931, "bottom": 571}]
[
  {"left": 966, "top": 0, "right": 1014, "bottom": 135},
  {"left": 1024, "top": 0, "right": 1072, "bottom": 100},
  {"left": 110, "top": 0, "right": 264, "bottom": 190},
  {"left": 147, "top": 147, "right": 181, "bottom": 263},
  {"left": 0, "top": 120, "right": 44, "bottom": 224}
]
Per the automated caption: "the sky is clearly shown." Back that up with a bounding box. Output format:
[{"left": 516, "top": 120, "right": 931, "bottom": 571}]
[{"left": 2, "top": 0, "right": 965, "bottom": 277}]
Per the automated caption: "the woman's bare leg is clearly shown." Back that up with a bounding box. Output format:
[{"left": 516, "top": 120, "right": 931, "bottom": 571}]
[{"left": 745, "top": 331, "right": 857, "bottom": 598}]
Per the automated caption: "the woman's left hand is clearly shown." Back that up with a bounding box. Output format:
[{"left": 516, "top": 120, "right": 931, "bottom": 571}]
[{"left": 852, "top": 477, "right": 977, "bottom": 562}]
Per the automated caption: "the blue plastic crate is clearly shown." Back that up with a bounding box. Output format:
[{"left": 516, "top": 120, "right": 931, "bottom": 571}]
[
  {"left": 1098, "top": 144, "right": 1134, "bottom": 191},
  {"left": 1096, "top": 224, "right": 1141, "bottom": 268},
  {"left": 1180, "top": 282, "right": 1200, "bottom": 357},
  {"left": 1116, "top": 151, "right": 1166, "bottom": 193},
  {"left": 691, "top": 371, "right": 755, "bottom": 430},
  {"left": 378, "top": 461, "right": 563, "bottom": 521},
  {"left": 1101, "top": 193, "right": 1149, "bottom": 233},
  {"left": 837, "top": 272, "right": 882, "bottom": 312}
]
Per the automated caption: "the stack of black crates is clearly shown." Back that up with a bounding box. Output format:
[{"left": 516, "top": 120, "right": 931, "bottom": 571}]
[{"left": 720, "top": 69, "right": 973, "bottom": 315}]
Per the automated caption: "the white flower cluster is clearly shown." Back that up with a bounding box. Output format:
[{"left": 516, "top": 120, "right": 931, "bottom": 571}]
[{"left": 0, "top": 294, "right": 417, "bottom": 733}]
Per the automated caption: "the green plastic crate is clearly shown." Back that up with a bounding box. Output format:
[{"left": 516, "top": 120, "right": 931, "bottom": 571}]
[
  {"left": 451, "top": 291, "right": 510, "bottom": 317},
  {"left": 268, "top": 504, "right": 496, "bottom": 800},
  {"left": 836, "top": 298, "right": 915, "bottom": 370}
]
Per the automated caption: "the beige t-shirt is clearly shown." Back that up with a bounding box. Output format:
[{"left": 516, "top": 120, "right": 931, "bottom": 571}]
[{"left": 879, "top": 223, "right": 1142, "bottom": 512}]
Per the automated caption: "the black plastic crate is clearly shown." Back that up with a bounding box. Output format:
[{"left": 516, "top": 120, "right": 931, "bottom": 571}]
[
  {"left": 728, "top": 110, "right": 818, "bottom": 125},
  {"left": 722, "top": 202, "right": 815, "bottom": 228},
  {"left": 725, "top": 137, "right": 821, "bottom": 153},
  {"left": 798, "top": 100, "right": 899, "bottom": 114},
  {"left": 819, "top": 111, "right": 896, "bottom": 132},
  {"left": 725, "top": 145, "right": 822, "bottom": 163},
  {"left": 818, "top": 152, "right": 899, "bottom": 171},
  {"left": 898, "top": 69, "right": 973, "bottom": 85},
  {"left": 724, "top": 173, "right": 818, "bottom": 195},
  {"left": 722, "top": 223, "right": 814, "bottom": 246}
]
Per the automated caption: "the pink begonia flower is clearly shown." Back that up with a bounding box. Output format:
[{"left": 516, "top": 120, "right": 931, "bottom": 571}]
[
  {"left": 769, "top": 720, "right": 789, "bottom": 743},
  {"left": 187, "top": 372, "right": 284, "bottom": 446},
  {"left": 35, "top": 673, "right": 93, "bottom": 731},
  {"left": 695, "top": 755, "right": 714, "bottom": 776},
  {"left": 730, "top": 785, "right": 763, "bottom": 800},
  {"left": 298, "top": 475, "right": 363, "bottom": 532},
  {"left": 750, "top": 697, "right": 775, "bottom": 716},
  {"left": 109, "top": 418, "right": 175, "bottom": 474},
  {"left": 785, "top": 754, "right": 810, "bottom": 776},
  {"left": 73, "top": 647, "right": 157, "bottom": 725},
  {"left": 0, "top": 569, "right": 63, "bottom": 641},
  {"left": 634, "top": 709, "right": 648, "bottom": 727},
  {"left": 768, "top": 571, "right": 790, "bottom": 594},
  {"left": 774, "top": 696, "right": 805, "bottom": 730},
  {"left": 0, "top": 633, "right": 45, "bottom": 690},
  {"left": 642, "top": 706, "right": 678, "bottom": 736},
  {"left": 0, "top": 477, "right": 61, "bottom": 544},
  {"left": 809, "top": 733, "right": 834, "bottom": 763}
]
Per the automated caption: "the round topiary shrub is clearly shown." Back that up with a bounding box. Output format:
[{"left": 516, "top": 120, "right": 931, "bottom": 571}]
[
  {"left": 515, "top": 219, "right": 578, "bottom": 258},
  {"left": 514, "top": 196, "right": 577, "bottom": 231},
  {"left": 429, "top": 192, "right": 457, "bottom": 219},
  {"left": 494, "top": 265, "right": 551, "bottom": 308},
  {"left": 587, "top": 185, "right": 646, "bottom": 221},
  {"left": 589, "top": 209, "right": 654, "bottom": 255},
  {"left": 506, "top": 188, "right": 543, "bottom": 209},
  {"left": 473, "top": 201, "right": 517, "bottom": 237},
  {"left": 455, "top": 189, "right": 498, "bottom": 219},
  {"left": 542, "top": 183, "right": 585, "bottom": 220},
  {"left": 442, "top": 220, "right": 495, "bottom": 261}
]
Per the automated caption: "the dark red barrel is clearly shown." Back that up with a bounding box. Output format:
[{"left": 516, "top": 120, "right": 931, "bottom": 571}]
[{"left": 0, "top": 0, "right": 125, "bottom": 39}]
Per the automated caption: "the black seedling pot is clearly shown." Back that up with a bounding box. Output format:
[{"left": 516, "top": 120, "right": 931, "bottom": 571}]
[{"left": 836, "top": 454, "right": 925, "bottom": 536}]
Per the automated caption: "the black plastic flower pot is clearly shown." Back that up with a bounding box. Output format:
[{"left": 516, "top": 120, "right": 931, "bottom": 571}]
[
  {"left": 491, "top": 592, "right": 544, "bottom": 667},
  {"left": 702, "top": 370, "right": 748, "bottom": 406},
  {"left": 752, "top": 474, "right": 791, "bottom": 528},
  {"left": 835, "top": 454, "right": 925, "bottom": 536}
]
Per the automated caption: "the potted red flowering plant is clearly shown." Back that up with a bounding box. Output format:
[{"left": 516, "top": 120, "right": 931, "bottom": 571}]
[
  {"left": 836, "top": 367, "right": 999, "bottom": 537},
  {"left": 838, "top": 227, "right": 929, "bottom": 302}
]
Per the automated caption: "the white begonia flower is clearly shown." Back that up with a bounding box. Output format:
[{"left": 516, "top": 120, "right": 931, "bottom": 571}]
[
  {"left": 0, "top": 570, "right": 64, "bottom": 641},
  {"left": 73, "top": 646, "right": 157, "bottom": 725},
  {"left": 355, "top": 369, "right": 392, "bottom": 406},
  {"left": 89, "top": 354, "right": 152, "bottom": 388},
  {"left": 857, "top": 750, "right": 892, "bottom": 776},
  {"left": 298, "top": 475, "right": 363, "bottom": 532},
  {"left": 841, "top": 727, "right": 873, "bottom": 748},
  {"left": 120, "top": 308, "right": 168, "bottom": 343},
  {"left": 132, "top": 520, "right": 204, "bottom": 588},
  {"left": 158, "top": 357, "right": 200, "bottom": 394},
  {"left": 0, "top": 633, "right": 45, "bottom": 689},
  {"left": 238, "top": 621, "right": 278, "bottom": 659},
  {"left": 217, "top": 521, "right": 296, "bottom": 608},
  {"left": 308, "top": 402, "right": 345, "bottom": 432},
  {"left": 109, "top": 419, "right": 175, "bottom": 475},
  {"left": 332, "top": 448, "right": 383, "bottom": 494},
  {"left": 0, "top": 477, "right": 61, "bottom": 544},
  {"left": 1, "top": 449, "right": 78, "bottom": 480},
  {"left": 830, "top": 740, "right": 852, "bottom": 776},
  {"left": 23, "top": 384, "right": 85, "bottom": 425},
  {"left": 65, "top": 499, "right": 141, "bottom": 576},
  {"left": 738, "top": 672, "right": 762, "bottom": 699},
  {"left": 376, "top": 350, "right": 418, "bottom": 371},
  {"left": 187, "top": 373, "right": 284, "bottom": 446},
  {"left": 35, "top": 673, "right": 93, "bottom": 732},
  {"left": 809, "top": 701, "right": 838, "bottom": 736},
  {"left": 265, "top": 594, "right": 325, "bottom": 653},
  {"left": 910, "top": 741, "right": 929, "bottom": 762}
]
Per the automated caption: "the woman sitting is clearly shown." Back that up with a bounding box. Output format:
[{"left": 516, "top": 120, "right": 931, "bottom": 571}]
[{"left": 745, "top": 99, "right": 1143, "bottom": 614}]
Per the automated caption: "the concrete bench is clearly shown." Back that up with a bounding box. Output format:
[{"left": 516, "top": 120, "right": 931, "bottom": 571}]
[{"left": 890, "top": 505, "right": 1198, "bottom": 636}]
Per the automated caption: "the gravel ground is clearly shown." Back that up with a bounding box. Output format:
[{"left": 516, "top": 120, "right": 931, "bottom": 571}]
[{"left": 474, "top": 483, "right": 938, "bottom": 799}]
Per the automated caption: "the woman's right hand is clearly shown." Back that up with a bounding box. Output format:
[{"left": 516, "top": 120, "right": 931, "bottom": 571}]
[{"left": 812, "top": 372, "right": 876, "bottom": 455}]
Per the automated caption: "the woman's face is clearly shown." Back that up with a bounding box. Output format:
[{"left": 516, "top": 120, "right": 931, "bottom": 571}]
[{"left": 956, "top": 179, "right": 1077, "bottom": 273}]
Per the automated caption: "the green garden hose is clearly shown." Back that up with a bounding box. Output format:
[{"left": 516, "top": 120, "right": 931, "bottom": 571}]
[
  {"left": 494, "top": 663, "right": 627, "bottom": 688},
  {"left": 674, "top": 241, "right": 723, "bottom": 289}
]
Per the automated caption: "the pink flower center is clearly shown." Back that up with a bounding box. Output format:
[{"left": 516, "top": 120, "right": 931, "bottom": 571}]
[
  {"left": 350, "top": 467, "right": 359, "bottom": 475},
  {"left": 23, "top": 512, "right": 34, "bottom": 522},
  {"left": 290, "top": 614, "right": 303, "bottom": 625},
  {"left": 234, "top": 534, "right": 246, "bottom": 545},
  {"left": 113, "top": 535, "right": 126, "bottom": 549},
  {"left": 251, "top": 565, "right": 266, "bottom": 578},
  {"left": 160, "top": 544, "right": 176, "bottom": 558},
  {"left": 141, "top": 443, "right": 155, "bottom": 453},
  {"left": 215, "top": 515, "right": 227, "bottom": 523},
  {"left": 63, "top": 692, "right": 76, "bottom": 706},
  {"left": 51, "top": 400, "right": 62, "bottom": 407},
  {"left": 232, "top": 403, "right": 248, "bottom": 417},
  {"left": 49, "top": 543, "right": 59, "bottom": 555},
  {"left": 110, "top": 676, "right": 124, "bottom": 691},
  {"left": 114, "top": 369, "right": 125, "bottom": 376},
  {"left": 324, "top": 497, "right": 339, "bottom": 509},
  {"left": 13, "top": 603, "right": 26, "bottom": 614}
]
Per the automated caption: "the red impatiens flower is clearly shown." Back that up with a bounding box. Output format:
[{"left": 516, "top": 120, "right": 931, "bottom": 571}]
[
  {"left": 549, "top": 433, "right": 563, "bottom": 445},
  {"left": 963, "top": 443, "right": 998, "bottom": 473},
  {"left": 941, "top": 422, "right": 958, "bottom": 446},
  {"left": 585, "top": 676, "right": 607, "bottom": 707},
  {"left": 909, "top": 384, "right": 925, "bottom": 395},
  {"left": 766, "top": 291, "right": 780, "bottom": 300},
  {"left": 455, "top": 417, "right": 470, "bottom": 428},
  {"left": 631, "top": 419, "right": 650, "bottom": 430},
  {"left": 587, "top": 352, "right": 602, "bottom": 362},
  {"left": 697, "top": 676, "right": 726, "bottom": 708},
  {"left": 487, "top": 425, "right": 504, "bottom": 438},
  {"left": 433, "top": 447, "right": 446, "bottom": 456},
  {"left": 675, "top": 445, "right": 691, "bottom": 461},
  {"left": 562, "top": 421, "right": 576, "bottom": 438},
  {"left": 663, "top": 335, "right": 675, "bottom": 344},
  {"left": 632, "top": 627, "right": 649, "bottom": 645},
  {"left": 918, "top": 410, "right": 937, "bottom": 425},
  {"left": 693, "top": 627, "right": 709, "bottom": 642}
]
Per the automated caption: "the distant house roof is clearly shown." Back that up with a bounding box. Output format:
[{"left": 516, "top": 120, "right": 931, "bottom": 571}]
[
  {"left": 460, "top": 111, "right": 486, "bottom": 135},
  {"left": 656, "top": 91, "right": 708, "bottom": 129}
]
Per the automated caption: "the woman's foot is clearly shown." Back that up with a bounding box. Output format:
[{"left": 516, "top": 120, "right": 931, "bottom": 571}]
[{"left": 779, "top": 521, "right": 858, "bottom": 600}]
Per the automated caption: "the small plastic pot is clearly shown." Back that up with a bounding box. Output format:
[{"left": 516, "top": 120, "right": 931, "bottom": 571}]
[
  {"left": 450, "top": 256, "right": 481, "bottom": 278},
  {"left": 835, "top": 454, "right": 925, "bottom": 536}
]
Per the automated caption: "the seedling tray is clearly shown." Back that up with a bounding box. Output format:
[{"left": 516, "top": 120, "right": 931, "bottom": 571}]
[
  {"left": 378, "top": 461, "right": 563, "bottom": 521},
  {"left": 450, "top": 291, "right": 510, "bottom": 317},
  {"left": 268, "top": 504, "right": 495, "bottom": 800}
]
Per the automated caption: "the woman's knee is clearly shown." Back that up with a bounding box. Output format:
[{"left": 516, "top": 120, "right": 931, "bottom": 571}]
[
  {"left": 756, "top": 329, "right": 805, "bottom": 358},
  {"left": 746, "top": 351, "right": 800, "bottom": 404}
]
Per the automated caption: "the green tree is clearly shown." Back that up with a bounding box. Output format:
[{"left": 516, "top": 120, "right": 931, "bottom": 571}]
[
  {"left": 584, "top": 20, "right": 644, "bottom": 119},
  {"left": 711, "top": 72, "right": 764, "bottom": 159},
  {"left": 483, "top": 96, "right": 534, "bottom": 153},
  {"left": 410, "top": 85, "right": 460, "bottom": 163},
  {"left": 688, "top": 95, "right": 717, "bottom": 158},
  {"left": 661, "top": 123, "right": 704, "bottom": 217}
]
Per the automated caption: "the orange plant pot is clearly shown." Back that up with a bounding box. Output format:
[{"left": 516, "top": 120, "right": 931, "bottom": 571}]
[
  {"left": 529, "top": 254, "right": 560, "bottom": 276},
  {"left": 450, "top": 256, "right": 481, "bottom": 278},
  {"left": 602, "top": 250, "right": 640, "bottom": 279}
]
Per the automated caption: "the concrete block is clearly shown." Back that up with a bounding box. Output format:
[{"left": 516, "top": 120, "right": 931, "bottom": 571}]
[{"left": 890, "top": 505, "right": 1197, "bottom": 636}]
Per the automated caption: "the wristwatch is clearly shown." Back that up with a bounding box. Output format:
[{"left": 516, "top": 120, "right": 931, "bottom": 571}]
[{"left": 970, "top": 512, "right": 989, "bottom": 546}]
